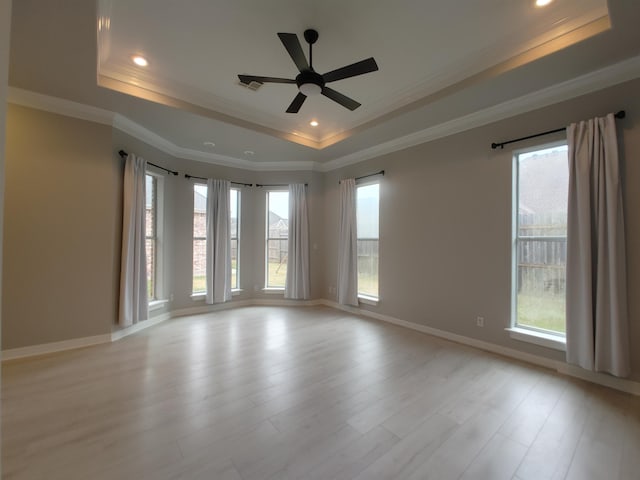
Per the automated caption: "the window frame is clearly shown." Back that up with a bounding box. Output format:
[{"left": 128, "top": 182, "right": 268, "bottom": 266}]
[
  {"left": 509, "top": 140, "right": 567, "bottom": 350},
  {"left": 356, "top": 179, "right": 380, "bottom": 302},
  {"left": 265, "top": 189, "right": 289, "bottom": 290},
  {"left": 230, "top": 187, "right": 241, "bottom": 291},
  {"left": 146, "top": 171, "right": 164, "bottom": 305},
  {"left": 191, "top": 182, "right": 208, "bottom": 295},
  {"left": 192, "top": 183, "right": 242, "bottom": 297}
]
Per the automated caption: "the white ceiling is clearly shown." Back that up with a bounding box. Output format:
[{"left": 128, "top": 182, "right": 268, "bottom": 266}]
[{"left": 8, "top": 1, "right": 640, "bottom": 167}]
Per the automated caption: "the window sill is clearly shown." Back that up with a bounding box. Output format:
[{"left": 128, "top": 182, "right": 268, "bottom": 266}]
[
  {"left": 358, "top": 295, "right": 379, "bottom": 306},
  {"left": 191, "top": 290, "right": 243, "bottom": 301},
  {"left": 262, "top": 288, "right": 285, "bottom": 295},
  {"left": 506, "top": 327, "right": 566, "bottom": 351},
  {"left": 148, "top": 299, "right": 169, "bottom": 311}
]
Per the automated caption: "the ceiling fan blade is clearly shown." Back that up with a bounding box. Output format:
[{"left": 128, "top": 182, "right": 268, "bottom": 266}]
[
  {"left": 238, "top": 75, "right": 296, "bottom": 84},
  {"left": 277, "top": 33, "right": 309, "bottom": 72},
  {"left": 286, "top": 92, "right": 307, "bottom": 113},
  {"left": 322, "top": 57, "right": 379, "bottom": 83},
  {"left": 321, "top": 87, "right": 361, "bottom": 111}
]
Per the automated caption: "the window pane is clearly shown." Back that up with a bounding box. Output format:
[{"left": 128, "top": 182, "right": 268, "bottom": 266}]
[
  {"left": 193, "top": 184, "right": 207, "bottom": 293},
  {"left": 357, "top": 183, "right": 379, "bottom": 298},
  {"left": 230, "top": 188, "right": 239, "bottom": 290},
  {"left": 267, "top": 191, "right": 288, "bottom": 288},
  {"left": 146, "top": 238, "right": 155, "bottom": 300},
  {"left": 267, "top": 239, "right": 288, "bottom": 287},
  {"left": 357, "top": 239, "right": 378, "bottom": 297},
  {"left": 145, "top": 175, "right": 156, "bottom": 300},
  {"left": 516, "top": 145, "right": 568, "bottom": 334},
  {"left": 357, "top": 184, "right": 379, "bottom": 238},
  {"left": 231, "top": 238, "right": 238, "bottom": 290}
]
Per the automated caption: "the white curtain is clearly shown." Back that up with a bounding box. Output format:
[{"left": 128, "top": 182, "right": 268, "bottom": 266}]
[
  {"left": 119, "top": 153, "right": 148, "bottom": 326},
  {"left": 337, "top": 178, "right": 358, "bottom": 306},
  {"left": 206, "top": 179, "right": 232, "bottom": 304},
  {"left": 285, "top": 184, "right": 310, "bottom": 299},
  {"left": 566, "top": 113, "right": 630, "bottom": 377}
]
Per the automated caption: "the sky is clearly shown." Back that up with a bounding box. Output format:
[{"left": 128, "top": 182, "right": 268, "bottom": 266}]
[{"left": 268, "top": 191, "right": 289, "bottom": 219}]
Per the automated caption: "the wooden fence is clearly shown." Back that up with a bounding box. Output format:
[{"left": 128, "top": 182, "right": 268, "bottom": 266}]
[{"left": 517, "top": 212, "right": 566, "bottom": 295}]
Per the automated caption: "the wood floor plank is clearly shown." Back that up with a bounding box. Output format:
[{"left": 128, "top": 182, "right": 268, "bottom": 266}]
[
  {"left": 458, "top": 432, "right": 527, "bottom": 480},
  {"left": 3, "top": 306, "right": 639, "bottom": 480}
]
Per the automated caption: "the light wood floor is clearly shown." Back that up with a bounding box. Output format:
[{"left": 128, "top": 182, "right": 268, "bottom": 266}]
[{"left": 3, "top": 306, "right": 640, "bottom": 480}]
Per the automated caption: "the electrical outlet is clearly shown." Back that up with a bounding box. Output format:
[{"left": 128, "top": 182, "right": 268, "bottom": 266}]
[{"left": 476, "top": 316, "right": 484, "bottom": 327}]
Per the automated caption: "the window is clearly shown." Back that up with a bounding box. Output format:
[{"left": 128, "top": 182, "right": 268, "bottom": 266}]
[
  {"left": 230, "top": 188, "right": 240, "bottom": 290},
  {"left": 513, "top": 143, "right": 568, "bottom": 337},
  {"left": 266, "top": 190, "right": 289, "bottom": 288},
  {"left": 357, "top": 182, "right": 379, "bottom": 299},
  {"left": 192, "top": 184, "right": 241, "bottom": 294},
  {"left": 192, "top": 184, "right": 207, "bottom": 294},
  {"left": 145, "top": 174, "right": 162, "bottom": 302}
]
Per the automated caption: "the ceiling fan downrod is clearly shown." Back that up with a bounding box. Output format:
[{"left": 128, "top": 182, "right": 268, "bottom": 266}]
[{"left": 304, "top": 29, "right": 319, "bottom": 71}]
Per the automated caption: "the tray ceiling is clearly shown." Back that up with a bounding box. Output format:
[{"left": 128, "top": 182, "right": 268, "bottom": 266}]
[{"left": 97, "top": 0, "right": 609, "bottom": 148}]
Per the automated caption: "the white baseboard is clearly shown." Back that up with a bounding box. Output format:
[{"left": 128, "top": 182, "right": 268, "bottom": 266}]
[
  {"left": 171, "top": 298, "right": 324, "bottom": 318},
  {"left": 2, "top": 334, "right": 112, "bottom": 361},
  {"left": 2, "top": 313, "right": 172, "bottom": 361},
  {"left": 1, "top": 300, "right": 323, "bottom": 361},
  {"left": 320, "top": 299, "right": 640, "bottom": 396},
  {"left": 4, "top": 299, "right": 638, "bottom": 395},
  {"left": 111, "top": 312, "right": 172, "bottom": 341}
]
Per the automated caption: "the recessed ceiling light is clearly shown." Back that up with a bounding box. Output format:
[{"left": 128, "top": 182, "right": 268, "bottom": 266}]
[
  {"left": 310, "top": 120, "right": 319, "bottom": 127},
  {"left": 244, "top": 150, "right": 254, "bottom": 155},
  {"left": 132, "top": 55, "right": 148, "bottom": 67},
  {"left": 203, "top": 141, "right": 216, "bottom": 147},
  {"left": 535, "top": 0, "right": 553, "bottom": 7}
]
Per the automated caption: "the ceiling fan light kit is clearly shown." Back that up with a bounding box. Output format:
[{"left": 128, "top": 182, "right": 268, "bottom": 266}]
[{"left": 238, "top": 29, "right": 379, "bottom": 113}]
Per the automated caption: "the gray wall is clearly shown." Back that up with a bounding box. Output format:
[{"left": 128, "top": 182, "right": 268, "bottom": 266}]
[
  {"left": 3, "top": 105, "right": 119, "bottom": 349},
  {"left": 322, "top": 77, "right": 640, "bottom": 381},
  {"left": 112, "top": 129, "right": 326, "bottom": 312},
  {"left": 3, "top": 77, "right": 639, "bottom": 382},
  {"left": 1, "top": 0, "right": 12, "bottom": 353}
]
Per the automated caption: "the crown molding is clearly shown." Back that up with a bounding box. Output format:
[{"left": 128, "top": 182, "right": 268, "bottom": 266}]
[
  {"left": 319, "top": 54, "right": 640, "bottom": 172},
  {"left": 9, "top": 53, "right": 640, "bottom": 173},
  {"left": 113, "top": 114, "right": 318, "bottom": 171},
  {"left": 7, "top": 88, "right": 321, "bottom": 171},
  {"left": 7, "top": 87, "right": 115, "bottom": 125}
]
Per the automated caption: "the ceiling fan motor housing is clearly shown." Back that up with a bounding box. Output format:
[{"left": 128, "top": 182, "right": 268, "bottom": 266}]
[
  {"left": 237, "top": 28, "right": 378, "bottom": 112},
  {"left": 296, "top": 70, "right": 324, "bottom": 95},
  {"left": 303, "top": 29, "right": 319, "bottom": 45}
]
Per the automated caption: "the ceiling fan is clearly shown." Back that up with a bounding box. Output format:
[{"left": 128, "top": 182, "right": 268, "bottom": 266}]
[{"left": 238, "top": 29, "right": 379, "bottom": 113}]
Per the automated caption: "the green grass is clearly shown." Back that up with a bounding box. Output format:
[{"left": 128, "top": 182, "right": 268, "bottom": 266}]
[
  {"left": 192, "top": 260, "right": 238, "bottom": 293},
  {"left": 267, "top": 261, "right": 287, "bottom": 288},
  {"left": 147, "top": 278, "right": 155, "bottom": 301},
  {"left": 193, "top": 275, "right": 206, "bottom": 294},
  {"left": 516, "top": 293, "right": 565, "bottom": 333},
  {"left": 357, "top": 273, "right": 378, "bottom": 298}
]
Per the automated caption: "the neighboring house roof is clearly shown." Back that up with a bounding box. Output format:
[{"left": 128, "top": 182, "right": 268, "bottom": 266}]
[
  {"left": 268, "top": 211, "right": 288, "bottom": 228},
  {"left": 518, "top": 149, "right": 569, "bottom": 216},
  {"left": 194, "top": 190, "right": 207, "bottom": 213}
]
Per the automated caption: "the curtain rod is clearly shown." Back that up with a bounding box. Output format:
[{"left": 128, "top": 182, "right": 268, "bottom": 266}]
[
  {"left": 491, "top": 110, "right": 626, "bottom": 150},
  {"left": 184, "top": 173, "right": 253, "bottom": 187},
  {"left": 118, "top": 150, "right": 179, "bottom": 175},
  {"left": 339, "top": 170, "right": 385, "bottom": 184},
  {"left": 255, "top": 183, "right": 308, "bottom": 187}
]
